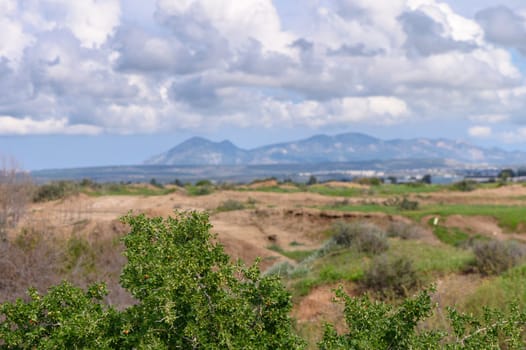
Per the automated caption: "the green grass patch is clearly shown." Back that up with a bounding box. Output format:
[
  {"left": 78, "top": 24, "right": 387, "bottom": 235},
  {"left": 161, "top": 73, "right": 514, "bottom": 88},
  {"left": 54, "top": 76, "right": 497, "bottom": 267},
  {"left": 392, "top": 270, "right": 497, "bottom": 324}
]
[
  {"left": 387, "top": 239, "right": 473, "bottom": 275},
  {"left": 286, "top": 247, "right": 367, "bottom": 297},
  {"left": 375, "top": 184, "right": 444, "bottom": 195},
  {"left": 286, "top": 239, "right": 473, "bottom": 298},
  {"left": 462, "top": 263, "right": 526, "bottom": 317},
  {"left": 215, "top": 199, "right": 247, "bottom": 212},
  {"left": 241, "top": 185, "right": 302, "bottom": 193},
  {"left": 324, "top": 203, "right": 403, "bottom": 215},
  {"left": 326, "top": 203, "right": 526, "bottom": 232},
  {"left": 84, "top": 185, "right": 176, "bottom": 196},
  {"left": 414, "top": 205, "right": 526, "bottom": 231},
  {"left": 428, "top": 220, "right": 489, "bottom": 247},
  {"left": 431, "top": 225, "right": 470, "bottom": 246},
  {"left": 267, "top": 244, "right": 315, "bottom": 262},
  {"left": 306, "top": 185, "right": 363, "bottom": 197}
]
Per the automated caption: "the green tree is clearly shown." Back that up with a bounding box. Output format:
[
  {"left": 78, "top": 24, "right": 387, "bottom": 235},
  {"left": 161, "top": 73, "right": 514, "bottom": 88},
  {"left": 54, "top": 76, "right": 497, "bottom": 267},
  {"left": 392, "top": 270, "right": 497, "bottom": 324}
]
[
  {"left": 498, "top": 168, "right": 515, "bottom": 181},
  {"left": 421, "top": 174, "right": 432, "bottom": 184},
  {"left": 118, "top": 212, "right": 303, "bottom": 349},
  {"left": 307, "top": 175, "right": 318, "bottom": 185}
]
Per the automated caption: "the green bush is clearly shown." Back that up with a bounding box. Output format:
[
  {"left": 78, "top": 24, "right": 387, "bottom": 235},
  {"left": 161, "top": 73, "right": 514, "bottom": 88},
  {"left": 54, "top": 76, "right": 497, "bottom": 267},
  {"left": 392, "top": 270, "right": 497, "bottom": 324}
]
[
  {"left": 451, "top": 180, "right": 477, "bottom": 192},
  {"left": 319, "top": 287, "right": 526, "bottom": 349},
  {"left": 356, "top": 177, "right": 382, "bottom": 186},
  {"left": 195, "top": 179, "right": 213, "bottom": 186},
  {"left": 472, "top": 240, "right": 525, "bottom": 275},
  {"left": 332, "top": 222, "right": 388, "bottom": 254},
  {"left": 33, "top": 181, "right": 79, "bottom": 202},
  {"left": 186, "top": 184, "right": 213, "bottom": 196},
  {"left": 216, "top": 199, "right": 246, "bottom": 212},
  {"left": 362, "top": 255, "right": 421, "bottom": 297}
]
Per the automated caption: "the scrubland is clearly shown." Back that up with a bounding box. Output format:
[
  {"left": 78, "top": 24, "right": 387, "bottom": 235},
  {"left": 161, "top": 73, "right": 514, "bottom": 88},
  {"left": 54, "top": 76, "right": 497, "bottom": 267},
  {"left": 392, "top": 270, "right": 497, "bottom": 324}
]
[{"left": 2, "top": 178, "right": 526, "bottom": 347}]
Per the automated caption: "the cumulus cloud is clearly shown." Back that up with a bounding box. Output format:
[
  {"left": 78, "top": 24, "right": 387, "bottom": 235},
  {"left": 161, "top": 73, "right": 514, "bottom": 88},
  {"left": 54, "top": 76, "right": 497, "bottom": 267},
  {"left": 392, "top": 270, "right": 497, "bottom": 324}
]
[{"left": 0, "top": 0, "right": 525, "bottom": 136}]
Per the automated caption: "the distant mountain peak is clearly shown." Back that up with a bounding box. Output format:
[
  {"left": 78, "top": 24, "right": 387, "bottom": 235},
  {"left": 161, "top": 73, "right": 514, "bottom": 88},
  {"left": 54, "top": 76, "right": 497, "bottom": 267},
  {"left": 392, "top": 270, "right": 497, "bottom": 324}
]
[{"left": 144, "top": 132, "right": 526, "bottom": 166}]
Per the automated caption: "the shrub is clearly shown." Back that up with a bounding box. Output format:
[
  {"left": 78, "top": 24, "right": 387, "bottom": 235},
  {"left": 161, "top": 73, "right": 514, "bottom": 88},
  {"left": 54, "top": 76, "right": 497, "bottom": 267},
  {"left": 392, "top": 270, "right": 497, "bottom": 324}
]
[
  {"left": 387, "top": 221, "right": 424, "bottom": 240},
  {"left": 216, "top": 199, "right": 246, "bottom": 212},
  {"left": 362, "top": 255, "right": 421, "bottom": 297},
  {"left": 451, "top": 180, "right": 477, "bottom": 192},
  {"left": 356, "top": 177, "right": 382, "bottom": 186},
  {"left": 186, "top": 184, "right": 213, "bottom": 196},
  {"left": 383, "top": 196, "right": 419, "bottom": 210},
  {"left": 332, "top": 222, "right": 388, "bottom": 254},
  {"left": 319, "top": 287, "right": 526, "bottom": 349},
  {"left": 195, "top": 179, "right": 213, "bottom": 186},
  {"left": 33, "top": 181, "right": 78, "bottom": 202},
  {"left": 472, "top": 240, "right": 525, "bottom": 275}
]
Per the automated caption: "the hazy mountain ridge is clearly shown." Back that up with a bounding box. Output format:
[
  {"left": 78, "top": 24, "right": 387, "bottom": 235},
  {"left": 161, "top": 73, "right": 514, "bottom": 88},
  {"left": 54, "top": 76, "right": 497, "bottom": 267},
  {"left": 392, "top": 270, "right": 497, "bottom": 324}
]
[{"left": 145, "top": 132, "right": 526, "bottom": 166}]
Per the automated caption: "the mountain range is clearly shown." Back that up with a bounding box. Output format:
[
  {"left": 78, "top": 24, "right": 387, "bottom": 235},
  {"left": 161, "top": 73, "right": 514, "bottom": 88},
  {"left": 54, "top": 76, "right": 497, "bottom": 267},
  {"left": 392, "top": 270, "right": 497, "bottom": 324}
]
[{"left": 145, "top": 132, "right": 526, "bottom": 166}]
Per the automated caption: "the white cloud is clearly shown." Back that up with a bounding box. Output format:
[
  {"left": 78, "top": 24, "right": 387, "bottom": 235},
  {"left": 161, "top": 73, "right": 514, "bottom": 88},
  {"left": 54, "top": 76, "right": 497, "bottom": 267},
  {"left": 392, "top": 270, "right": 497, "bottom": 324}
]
[
  {"left": 336, "top": 96, "right": 409, "bottom": 124},
  {"left": 0, "top": 0, "right": 525, "bottom": 137},
  {"left": 0, "top": 116, "right": 102, "bottom": 135},
  {"left": 468, "top": 113, "right": 509, "bottom": 123},
  {"left": 38, "top": 0, "right": 121, "bottom": 48},
  {"left": 0, "top": 3, "right": 34, "bottom": 66},
  {"left": 468, "top": 125, "right": 492, "bottom": 137},
  {"left": 156, "top": 0, "right": 294, "bottom": 54}
]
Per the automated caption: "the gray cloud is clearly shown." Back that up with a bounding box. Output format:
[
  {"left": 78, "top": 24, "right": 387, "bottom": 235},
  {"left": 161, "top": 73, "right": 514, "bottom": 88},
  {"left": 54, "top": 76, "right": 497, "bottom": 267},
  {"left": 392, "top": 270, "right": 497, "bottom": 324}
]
[
  {"left": 229, "top": 39, "right": 293, "bottom": 76},
  {"left": 327, "top": 43, "right": 385, "bottom": 57},
  {"left": 112, "top": 21, "right": 229, "bottom": 75},
  {"left": 399, "top": 10, "right": 477, "bottom": 56},
  {"left": 475, "top": 6, "right": 526, "bottom": 53},
  {"left": 170, "top": 76, "right": 220, "bottom": 109}
]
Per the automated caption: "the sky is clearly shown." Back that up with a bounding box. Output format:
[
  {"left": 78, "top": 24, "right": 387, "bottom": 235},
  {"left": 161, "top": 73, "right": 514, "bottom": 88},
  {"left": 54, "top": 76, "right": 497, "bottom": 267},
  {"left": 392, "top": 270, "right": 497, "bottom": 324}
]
[{"left": 2, "top": 0, "right": 526, "bottom": 170}]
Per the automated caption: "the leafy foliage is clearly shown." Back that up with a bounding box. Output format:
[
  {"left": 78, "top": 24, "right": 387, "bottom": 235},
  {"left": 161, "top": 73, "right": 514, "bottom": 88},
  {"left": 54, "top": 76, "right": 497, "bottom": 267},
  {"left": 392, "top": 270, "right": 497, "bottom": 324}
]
[
  {"left": 318, "top": 287, "right": 526, "bottom": 349},
  {"left": 0, "top": 282, "right": 119, "bottom": 349},
  {"left": 119, "top": 212, "right": 304, "bottom": 349},
  {"left": 319, "top": 287, "right": 439, "bottom": 349}
]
